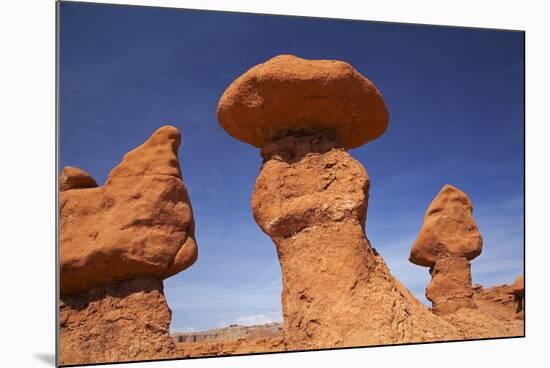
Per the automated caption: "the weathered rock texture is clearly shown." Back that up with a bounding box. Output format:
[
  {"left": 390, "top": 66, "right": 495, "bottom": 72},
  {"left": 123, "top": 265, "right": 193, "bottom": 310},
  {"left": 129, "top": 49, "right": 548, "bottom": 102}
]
[
  {"left": 512, "top": 275, "right": 525, "bottom": 319},
  {"left": 171, "top": 278, "right": 524, "bottom": 360},
  {"left": 473, "top": 284, "right": 519, "bottom": 321},
  {"left": 217, "top": 54, "right": 389, "bottom": 149},
  {"left": 441, "top": 307, "right": 523, "bottom": 340},
  {"left": 172, "top": 279, "right": 524, "bottom": 359},
  {"left": 59, "top": 126, "right": 197, "bottom": 365},
  {"left": 442, "top": 281, "right": 524, "bottom": 339},
  {"left": 60, "top": 125, "right": 197, "bottom": 294},
  {"left": 216, "top": 55, "right": 523, "bottom": 351},
  {"left": 250, "top": 133, "right": 468, "bottom": 349},
  {"left": 60, "top": 278, "right": 175, "bottom": 365},
  {"left": 177, "top": 336, "right": 285, "bottom": 358},
  {"left": 60, "top": 166, "right": 98, "bottom": 192},
  {"left": 410, "top": 185, "right": 483, "bottom": 315}
]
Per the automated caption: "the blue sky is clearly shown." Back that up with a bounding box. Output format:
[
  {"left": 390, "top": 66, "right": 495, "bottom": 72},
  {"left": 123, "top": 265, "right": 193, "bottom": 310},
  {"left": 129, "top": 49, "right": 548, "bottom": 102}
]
[{"left": 59, "top": 2, "right": 524, "bottom": 332}]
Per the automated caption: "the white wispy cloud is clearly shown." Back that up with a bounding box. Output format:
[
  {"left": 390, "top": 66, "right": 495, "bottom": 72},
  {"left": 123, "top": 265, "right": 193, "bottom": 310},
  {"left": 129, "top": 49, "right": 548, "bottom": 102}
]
[
  {"left": 171, "top": 326, "right": 198, "bottom": 333},
  {"left": 217, "top": 311, "right": 282, "bottom": 328}
]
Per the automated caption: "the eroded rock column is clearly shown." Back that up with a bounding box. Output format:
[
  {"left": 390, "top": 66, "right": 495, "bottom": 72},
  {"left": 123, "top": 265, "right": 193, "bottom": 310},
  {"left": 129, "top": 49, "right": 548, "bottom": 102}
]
[
  {"left": 252, "top": 132, "right": 372, "bottom": 347},
  {"left": 217, "top": 55, "right": 464, "bottom": 349},
  {"left": 409, "top": 185, "right": 483, "bottom": 315},
  {"left": 59, "top": 277, "right": 174, "bottom": 365},
  {"left": 512, "top": 275, "right": 524, "bottom": 320},
  {"left": 59, "top": 126, "right": 198, "bottom": 365}
]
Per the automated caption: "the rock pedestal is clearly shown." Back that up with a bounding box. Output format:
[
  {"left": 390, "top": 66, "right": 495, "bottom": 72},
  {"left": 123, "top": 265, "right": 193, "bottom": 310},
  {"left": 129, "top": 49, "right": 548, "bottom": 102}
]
[
  {"left": 512, "top": 275, "right": 525, "bottom": 320},
  {"left": 217, "top": 55, "right": 464, "bottom": 349},
  {"left": 250, "top": 132, "right": 461, "bottom": 349},
  {"left": 59, "top": 126, "right": 198, "bottom": 365},
  {"left": 427, "top": 254, "right": 475, "bottom": 315},
  {"left": 217, "top": 54, "right": 522, "bottom": 350},
  {"left": 60, "top": 278, "right": 175, "bottom": 365},
  {"left": 410, "top": 185, "right": 483, "bottom": 315}
]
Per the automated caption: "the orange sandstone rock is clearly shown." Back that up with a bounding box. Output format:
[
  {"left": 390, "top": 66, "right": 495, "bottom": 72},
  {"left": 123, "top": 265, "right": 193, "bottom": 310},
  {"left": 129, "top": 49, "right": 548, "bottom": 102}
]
[
  {"left": 217, "top": 56, "right": 469, "bottom": 350},
  {"left": 250, "top": 133, "right": 463, "bottom": 349},
  {"left": 177, "top": 336, "right": 285, "bottom": 358},
  {"left": 410, "top": 185, "right": 483, "bottom": 315},
  {"left": 444, "top": 282, "right": 523, "bottom": 339},
  {"left": 473, "top": 284, "right": 519, "bottom": 321},
  {"left": 217, "top": 54, "right": 389, "bottom": 150},
  {"left": 59, "top": 126, "right": 198, "bottom": 365},
  {"left": 60, "top": 166, "right": 98, "bottom": 192},
  {"left": 511, "top": 275, "right": 525, "bottom": 319},
  {"left": 513, "top": 275, "right": 524, "bottom": 297},
  {"left": 60, "top": 125, "right": 198, "bottom": 294},
  {"left": 410, "top": 185, "right": 483, "bottom": 267},
  {"left": 60, "top": 278, "right": 175, "bottom": 365},
  {"left": 216, "top": 55, "right": 522, "bottom": 352}
]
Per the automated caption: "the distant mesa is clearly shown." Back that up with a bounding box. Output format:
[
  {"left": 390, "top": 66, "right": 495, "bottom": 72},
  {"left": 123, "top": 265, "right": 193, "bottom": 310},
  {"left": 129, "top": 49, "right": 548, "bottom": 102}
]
[
  {"left": 217, "top": 54, "right": 389, "bottom": 149},
  {"left": 410, "top": 184, "right": 483, "bottom": 315},
  {"left": 172, "top": 322, "right": 283, "bottom": 344}
]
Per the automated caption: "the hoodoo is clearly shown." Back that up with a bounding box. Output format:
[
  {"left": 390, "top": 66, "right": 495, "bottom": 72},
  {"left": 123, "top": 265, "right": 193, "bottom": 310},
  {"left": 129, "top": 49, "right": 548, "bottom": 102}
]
[
  {"left": 217, "top": 54, "right": 463, "bottom": 349},
  {"left": 409, "top": 185, "right": 483, "bottom": 315},
  {"left": 59, "top": 126, "right": 198, "bottom": 365},
  {"left": 512, "top": 275, "right": 525, "bottom": 319}
]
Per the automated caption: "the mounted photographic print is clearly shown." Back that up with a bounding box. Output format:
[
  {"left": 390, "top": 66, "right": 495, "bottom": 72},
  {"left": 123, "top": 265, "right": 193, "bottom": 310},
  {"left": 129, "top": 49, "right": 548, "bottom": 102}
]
[{"left": 57, "top": 1, "right": 525, "bottom": 366}]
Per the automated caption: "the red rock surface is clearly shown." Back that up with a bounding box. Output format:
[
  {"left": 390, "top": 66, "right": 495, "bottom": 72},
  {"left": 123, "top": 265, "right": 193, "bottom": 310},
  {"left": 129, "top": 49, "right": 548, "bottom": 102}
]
[
  {"left": 60, "top": 166, "right": 98, "bottom": 192},
  {"left": 442, "top": 307, "right": 523, "bottom": 340},
  {"left": 177, "top": 133, "right": 523, "bottom": 353},
  {"left": 177, "top": 336, "right": 285, "bottom": 357},
  {"left": 472, "top": 284, "right": 518, "bottom": 321},
  {"left": 410, "top": 185, "right": 482, "bottom": 315},
  {"left": 59, "top": 126, "right": 197, "bottom": 365},
  {"left": 443, "top": 282, "right": 523, "bottom": 339},
  {"left": 217, "top": 54, "right": 389, "bottom": 149},
  {"left": 426, "top": 254, "right": 476, "bottom": 315},
  {"left": 512, "top": 275, "right": 525, "bottom": 319},
  {"left": 410, "top": 185, "right": 483, "bottom": 267},
  {"left": 251, "top": 133, "right": 465, "bottom": 349},
  {"left": 60, "top": 126, "right": 198, "bottom": 294},
  {"left": 59, "top": 55, "right": 523, "bottom": 365},
  {"left": 216, "top": 55, "right": 523, "bottom": 353},
  {"left": 513, "top": 275, "right": 524, "bottom": 297},
  {"left": 60, "top": 278, "right": 175, "bottom": 365},
  {"left": 173, "top": 282, "right": 524, "bottom": 359}
]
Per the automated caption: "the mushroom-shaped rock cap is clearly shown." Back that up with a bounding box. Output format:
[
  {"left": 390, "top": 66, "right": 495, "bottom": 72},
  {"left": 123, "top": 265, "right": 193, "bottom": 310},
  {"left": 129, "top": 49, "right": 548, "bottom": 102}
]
[
  {"left": 512, "top": 275, "right": 524, "bottom": 297},
  {"left": 60, "top": 166, "right": 98, "bottom": 192},
  {"left": 217, "top": 54, "right": 389, "bottom": 149},
  {"left": 409, "top": 185, "right": 483, "bottom": 267}
]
